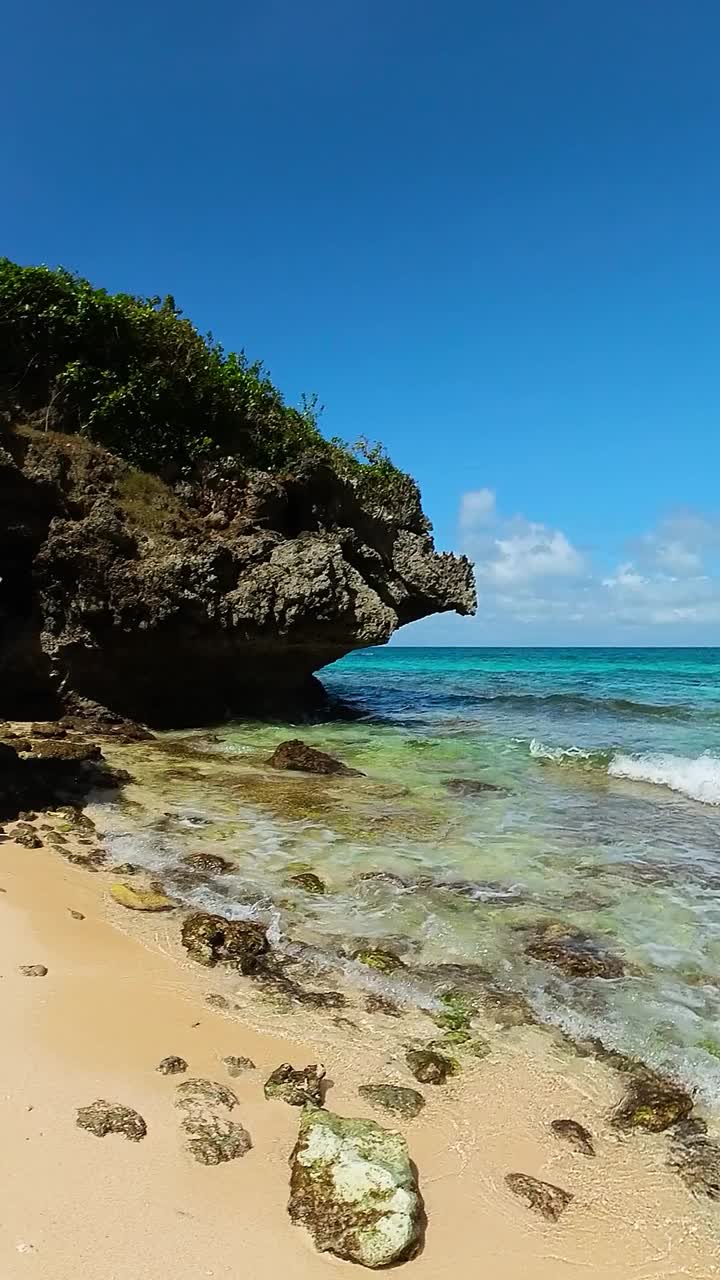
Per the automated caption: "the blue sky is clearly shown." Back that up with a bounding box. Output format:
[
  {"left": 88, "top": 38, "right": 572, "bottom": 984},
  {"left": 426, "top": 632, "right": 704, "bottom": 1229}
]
[{"left": 5, "top": 0, "right": 720, "bottom": 644}]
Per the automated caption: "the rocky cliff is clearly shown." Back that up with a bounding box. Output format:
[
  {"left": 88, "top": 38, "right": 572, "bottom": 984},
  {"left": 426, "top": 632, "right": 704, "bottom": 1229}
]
[{"left": 0, "top": 423, "right": 475, "bottom": 725}]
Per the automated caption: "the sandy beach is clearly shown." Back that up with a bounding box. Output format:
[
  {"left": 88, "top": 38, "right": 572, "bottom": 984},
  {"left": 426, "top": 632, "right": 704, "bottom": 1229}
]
[{"left": 1, "top": 822, "right": 718, "bottom": 1280}]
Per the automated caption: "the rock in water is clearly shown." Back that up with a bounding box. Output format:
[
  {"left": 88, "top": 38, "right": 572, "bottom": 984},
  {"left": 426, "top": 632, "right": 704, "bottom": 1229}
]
[
  {"left": 505, "top": 1172, "right": 573, "bottom": 1221},
  {"left": 358, "top": 1084, "right": 426, "bottom": 1119},
  {"left": 223, "top": 1055, "right": 256, "bottom": 1077},
  {"left": 110, "top": 883, "right": 174, "bottom": 911},
  {"left": 406, "top": 1048, "right": 456, "bottom": 1085},
  {"left": 76, "top": 1100, "right": 147, "bottom": 1141},
  {"left": 180, "top": 912, "right": 269, "bottom": 971},
  {"left": 264, "top": 1063, "right": 325, "bottom": 1107},
  {"left": 288, "top": 1107, "right": 423, "bottom": 1268},
  {"left": 267, "top": 740, "right": 364, "bottom": 777},
  {"left": 667, "top": 1118, "right": 720, "bottom": 1199},
  {"left": 611, "top": 1068, "right": 693, "bottom": 1133},
  {"left": 551, "top": 1118, "right": 595, "bottom": 1155}
]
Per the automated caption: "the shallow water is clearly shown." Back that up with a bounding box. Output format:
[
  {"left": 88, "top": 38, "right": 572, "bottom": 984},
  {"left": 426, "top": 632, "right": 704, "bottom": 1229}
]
[{"left": 92, "top": 647, "right": 720, "bottom": 1106}]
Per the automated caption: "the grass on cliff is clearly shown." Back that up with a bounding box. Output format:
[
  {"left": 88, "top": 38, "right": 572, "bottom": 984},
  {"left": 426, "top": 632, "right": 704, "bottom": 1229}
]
[{"left": 0, "top": 258, "right": 415, "bottom": 514}]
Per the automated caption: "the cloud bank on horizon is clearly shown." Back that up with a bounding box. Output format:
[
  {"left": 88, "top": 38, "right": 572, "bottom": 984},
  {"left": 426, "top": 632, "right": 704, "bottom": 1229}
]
[{"left": 400, "top": 489, "right": 720, "bottom": 645}]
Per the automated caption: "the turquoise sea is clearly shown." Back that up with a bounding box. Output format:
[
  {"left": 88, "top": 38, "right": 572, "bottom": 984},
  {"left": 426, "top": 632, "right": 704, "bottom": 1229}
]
[{"left": 97, "top": 647, "right": 720, "bottom": 1104}]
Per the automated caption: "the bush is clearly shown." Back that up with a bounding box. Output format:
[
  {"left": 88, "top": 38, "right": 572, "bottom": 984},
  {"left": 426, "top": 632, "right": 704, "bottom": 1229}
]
[{"left": 0, "top": 258, "right": 414, "bottom": 513}]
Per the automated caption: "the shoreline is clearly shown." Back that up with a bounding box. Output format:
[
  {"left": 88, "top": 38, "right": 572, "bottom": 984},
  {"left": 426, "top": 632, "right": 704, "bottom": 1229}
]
[{"left": 1, "top": 823, "right": 719, "bottom": 1277}]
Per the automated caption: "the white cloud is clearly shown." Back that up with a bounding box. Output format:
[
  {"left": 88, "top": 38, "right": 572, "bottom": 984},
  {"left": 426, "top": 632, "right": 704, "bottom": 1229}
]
[
  {"left": 454, "top": 492, "right": 720, "bottom": 638},
  {"left": 459, "top": 488, "right": 496, "bottom": 530}
]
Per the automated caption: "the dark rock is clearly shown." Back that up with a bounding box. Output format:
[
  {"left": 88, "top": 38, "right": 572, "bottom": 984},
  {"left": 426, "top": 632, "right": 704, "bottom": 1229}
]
[
  {"left": 175, "top": 1077, "right": 251, "bottom": 1164},
  {"left": 288, "top": 871, "right": 326, "bottom": 894},
  {"left": 76, "top": 1099, "right": 147, "bottom": 1141},
  {"left": 406, "top": 1048, "right": 456, "bottom": 1085},
  {"left": 157, "top": 1055, "right": 188, "bottom": 1075},
  {"left": 482, "top": 987, "right": 536, "bottom": 1028},
  {"left": 445, "top": 778, "right": 508, "bottom": 797},
  {"left": 358, "top": 1084, "right": 426, "bottom": 1119},
  {"left": 14, "top": 825, "right": 43, "bottom": 849},
  {"left": 19, "top": 964, "right": 48, "bottom": 977},
  {"left": 69, "top": 909, "right": 85, "bottom": 920},
  {"left": 264, "top": 1063, "right": 325, "bottom": 1107},
  {"left": 612, "top": 1069, "right": 694, "bottom": 1133},
  {"left": 181, "top": 912, "right": 269, "bottom": 972},
  {"left": 668, "top": 1118, "right": 720, "bottom": 1199},
  {"left": 182, "top": 852, "right": 234, "bottom": 875},
  {"left": 30, "top": 722, "right": 66, "bottom": 739},
  {"left": 525, "top": 922, "right": 625, "bottom": 980},
  {"left": 223, "top": 1055, "right": 256, "bottom": 1077},
  {"left": 29, "top": 740, "right": 102, "bottom": 762},
  {"left": 505, "top": 1172, "right": 573, "bottom": 1220},
  {"left": 206, "top": 993, "right": 232, "bottom": 1011},
  {"left": 267, "top": 740, "right": 363, "bottom": 777},
  {"left": 551, "top": 1118, "right": 595, "bottom": 1155},
  {"left": 296, "top": 989, "right": 347, "bottom": 1010},
  {"left": 17, "top": 809, "right": 38, "bottom": 820},
  {"left": 288, "top": 1107, "right": 423, "bottom": 1267}
]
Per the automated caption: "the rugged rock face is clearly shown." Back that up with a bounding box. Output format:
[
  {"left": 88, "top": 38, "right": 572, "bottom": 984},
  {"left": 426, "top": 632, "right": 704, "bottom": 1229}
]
[{"left": 0, "top": 424, "right": 475, "bottom": 725}]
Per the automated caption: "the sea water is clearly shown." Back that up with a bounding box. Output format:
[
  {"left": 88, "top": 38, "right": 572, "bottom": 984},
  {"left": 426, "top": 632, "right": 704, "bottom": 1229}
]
[{"left": 94, "top": 647, "right": 720, "bottom": 1105}]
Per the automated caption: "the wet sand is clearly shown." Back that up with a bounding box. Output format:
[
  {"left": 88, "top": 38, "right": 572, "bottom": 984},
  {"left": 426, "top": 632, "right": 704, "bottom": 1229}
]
[{"left": 1, "top": 831, "right": 718, "bottom": 1279}]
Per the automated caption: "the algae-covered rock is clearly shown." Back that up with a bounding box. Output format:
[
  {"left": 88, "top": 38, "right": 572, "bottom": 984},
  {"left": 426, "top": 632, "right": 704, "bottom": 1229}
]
[
  {"left": 358, "top": 1084, "right": 426, "bottom": 1119},
  {"left": 157, "top": 1055, "right": 188, "bottom": 1076},
  {"left": 288, "top": 871, "right": 326, "bottom": 894},
  {"left": 267, "top": 740, "right": 364, "bottom": 777},
  {"left": 264, "top": 1063, "right": 325, "bottom": 1107},
  {"left": 406, "top": 1048, "right": 456, "bottom": 1085},
  {"left": 433, "top": 990, "right": 477, "bottom": 1033},
  {"left": 525, "top": 922, "right": 625, "bottom": 980},
  {"left": 445, "top": 778, "right": 508, "bottom": 797},
  {"left": 505, "top": 1172, "right": 573, "bottom": 1220},
  {"left": 175, "top": 1077, "right": 251, "bottom": 1164},
  {"left": 551, "top": 1118, "right": 595, "bottom": 1156},
  {"left": 181, "top": 911, "right": 269, "bottom": 972},
  {"left": 76, "top": 1099, "right": 147, "bottom": 1141},
  {"left": 182, "top": 851, "right": 234, "bottom": 874},
  {"left": 110, "top": 882, "right": 174, "bottom": 911},
  {"left": 352, "top": 947, "right": 406, "bottom": 974},
  {"left": 289, "top": 1107, "right": 423, "bottom": 1268},
  {"left": 667, "top": 1118, "right": 720, "bottom": 1199},
  {"left": 612, "top": 1068, "right": 693, "bottom": 1132}
]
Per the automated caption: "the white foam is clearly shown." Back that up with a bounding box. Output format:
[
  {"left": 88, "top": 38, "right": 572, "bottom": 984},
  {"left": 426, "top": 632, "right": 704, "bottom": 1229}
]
[
  {"left": 609, "top": 752, "right": 720, "bottom": 806},
  {"left": 529, "top": 738, "right": 593, "bottom": 762}
]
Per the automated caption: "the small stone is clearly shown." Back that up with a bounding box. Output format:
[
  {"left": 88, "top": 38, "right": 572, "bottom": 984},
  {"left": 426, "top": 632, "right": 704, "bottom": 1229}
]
[
  {"left": 157, "top": 1056, "right": 188, "bottom": 1076},
  {"left": 551, "top": 1118, "right": 595, "bottom": 1155},
  {"left": 406, "top": 1048, "right": 456, "bottom": 1084},
  {"left": 352, "top": 947, "right": 406, "bottom": 974},
  {"left": 110, "top": 883, "right": 174, "bottom": 911},
  {"left": 289, "top": 1107, "right": 423, "bottom": 1267},
  {"left": 109, "top": 862, "right": 138, "bottom": 875},
  {"left": 365, "top": 993, "right": 402, "bottom": 1017},
  {"left": 223, "top": 1055, "right": 256, "bottom": 1077},
  {"left": 267, "top": 739, "right": 364, "bottom": 777},
  {"left": 288, "top": 872, "right": 326, "bottom": 894},
  {"left": 505, "top": 1172, "right": 573, "bottom": 1221},
  {"left": 19, "top": 964, "right": 48, "bottom": 977},
  {"left": 18, "top": 810, "right": 38, "bottom": 821},
  {"left": 264, "top": 1063, "right": 325, "bottom": 1107},
  {"left": 358, "top": 1084, "right": 426, "bottom": 1119},
  {"left": 69, "top": 909, "right": 85, "bottom": 920},
  {"left": 76, "top": 1099, "right": 146, "bottom": 1141},
  {"left": 14, "top": 825, "right": 43, "bottom": 849},
  {"left": 206, "top": 993, "right": 231, "bottom": 1010},
  {"left": 176, "top": 1078, "right": 238, "bottom": 1110}
]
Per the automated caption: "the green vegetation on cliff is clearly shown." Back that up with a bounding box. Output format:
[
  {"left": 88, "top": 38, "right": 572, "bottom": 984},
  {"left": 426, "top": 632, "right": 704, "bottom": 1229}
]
[{"left": 0, "top": 258, "right": 414, "bottom": 512}]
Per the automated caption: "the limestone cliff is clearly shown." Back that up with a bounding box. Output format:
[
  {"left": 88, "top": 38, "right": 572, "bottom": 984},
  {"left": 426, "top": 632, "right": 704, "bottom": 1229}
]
[{"left": 0, "top": 423, "right": 475, "bottom": 725}]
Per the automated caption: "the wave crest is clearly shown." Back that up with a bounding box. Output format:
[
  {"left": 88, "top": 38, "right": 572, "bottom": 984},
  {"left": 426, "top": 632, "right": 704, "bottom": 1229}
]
[{"left": 609, "top": 752, "right": 720, "bottom": 806}]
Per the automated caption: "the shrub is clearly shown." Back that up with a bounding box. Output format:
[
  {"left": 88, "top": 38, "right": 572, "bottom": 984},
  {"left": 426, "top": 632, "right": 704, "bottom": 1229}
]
[{"left": 0, "top": 259, "right": 415, "bottom": 514}]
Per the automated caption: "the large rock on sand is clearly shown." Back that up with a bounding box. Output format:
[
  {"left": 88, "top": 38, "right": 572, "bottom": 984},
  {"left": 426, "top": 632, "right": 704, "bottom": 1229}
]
[{"left": 289, "top": 1107, "right": 423, "bottom": 1268}]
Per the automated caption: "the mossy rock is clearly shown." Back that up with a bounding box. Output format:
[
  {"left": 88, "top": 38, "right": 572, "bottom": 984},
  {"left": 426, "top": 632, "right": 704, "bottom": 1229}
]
[
  {"left": 433, "top": 990, "right": 477, "bottom": 1033},
  {"left": 76, "top": 1099, "right": 146, "bottom": 1141},
  {"left": 352, "top": 947, "right": 406, "bottom": 974},
  {"left": 264, "top": 1063, "right": 325, "bottom": 1107},
  {"left": 289, "top": 1107, "right": 423, "bottom": 1267},
  {"left": 110, "top": 883, "right": 174, "bottom": 911},
  {"left": 611, "top": 1068, "right": 693, "bottom": 1133},
  {"left": 358, "top": 1084, "right": 426, "bottom": 1119},
  {"left": 288, "top": 872, "right": 326, "bottom": 894}
]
